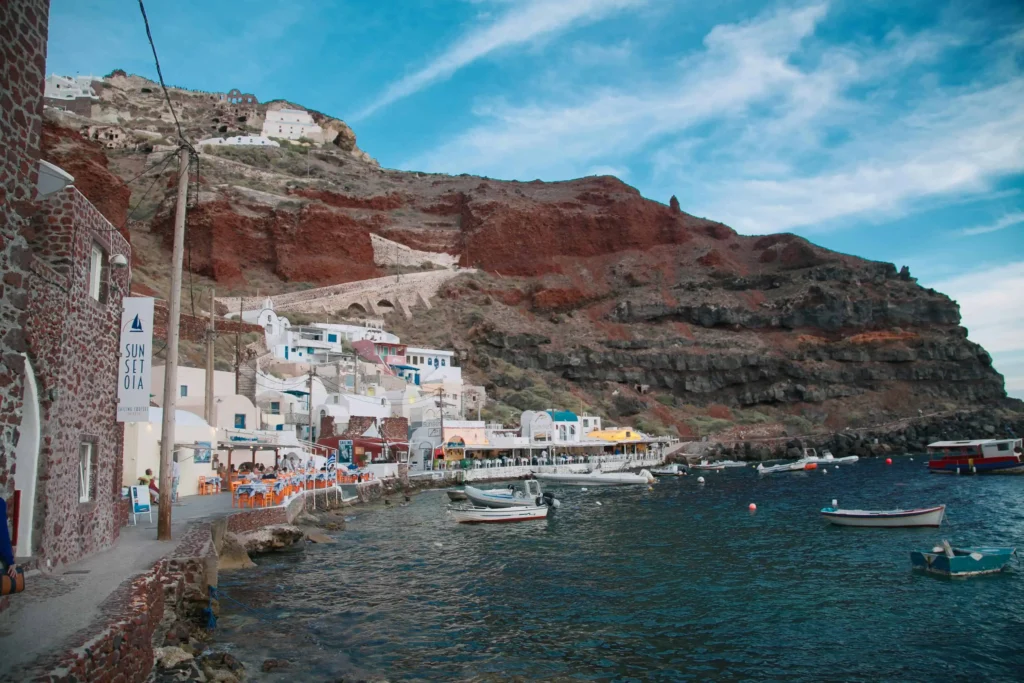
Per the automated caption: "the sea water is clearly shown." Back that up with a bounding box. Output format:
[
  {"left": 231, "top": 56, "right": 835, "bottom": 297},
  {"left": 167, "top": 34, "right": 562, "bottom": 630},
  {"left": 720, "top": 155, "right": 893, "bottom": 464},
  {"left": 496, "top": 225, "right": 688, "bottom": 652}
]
[{"left": 216, "top": 457, "right": 1024, "bottom": 681}]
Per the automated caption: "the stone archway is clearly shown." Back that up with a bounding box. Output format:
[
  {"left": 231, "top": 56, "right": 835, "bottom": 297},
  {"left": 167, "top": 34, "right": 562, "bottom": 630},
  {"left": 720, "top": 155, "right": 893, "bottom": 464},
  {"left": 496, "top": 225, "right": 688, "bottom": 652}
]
[
  {"left": 14, "top": 355, "right": 41, "bottom": 557},
  {"left": 377, "top": 299, "right": 395, "bottom": 310},
  {"left": 347, "top": 303, "right": 367, "bottom": 316}
]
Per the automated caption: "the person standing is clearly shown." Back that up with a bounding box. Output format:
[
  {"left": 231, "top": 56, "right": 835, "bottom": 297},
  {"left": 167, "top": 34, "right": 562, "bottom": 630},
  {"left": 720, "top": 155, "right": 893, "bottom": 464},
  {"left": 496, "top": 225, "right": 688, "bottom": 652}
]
[
  {"left": 171, "top": 454, "right": 181, "bottom": 505},
  {"left": 1, "top": 497, "right": 19, "bottom": 581}
]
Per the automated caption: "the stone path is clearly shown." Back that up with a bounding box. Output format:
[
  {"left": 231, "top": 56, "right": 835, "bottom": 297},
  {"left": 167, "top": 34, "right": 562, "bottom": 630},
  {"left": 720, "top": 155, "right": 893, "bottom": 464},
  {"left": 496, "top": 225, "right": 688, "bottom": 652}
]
[{"left": 0, "top": 494, "right": 234, "bottom": 680}]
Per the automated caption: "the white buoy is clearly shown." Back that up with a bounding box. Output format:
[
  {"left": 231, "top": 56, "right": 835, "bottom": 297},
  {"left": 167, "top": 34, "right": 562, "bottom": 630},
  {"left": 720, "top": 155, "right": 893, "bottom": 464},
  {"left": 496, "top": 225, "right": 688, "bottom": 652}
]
[
  {"left": 832, "top": 499, "right": 838, "bottom": 507},
  {"left": 434, "top": 542, "right": 443, "bottom": 548},
  {"left": 581, "top": 487, "right": 588, "bottom": 492},
  {"left": 697, "top": 476, "right": 706, "bottom": 484},
  {"left": 834, "top": 466, "right": 839, "bottom": 470},
  {"left": 910, "top": 457, "right": 914, "bottom": 461},
  {"left": 822, "top": 469, "right": 828, "bottom": 474},
  {"left": 596, "top": 501, "right": 602, "bottom": 506}
]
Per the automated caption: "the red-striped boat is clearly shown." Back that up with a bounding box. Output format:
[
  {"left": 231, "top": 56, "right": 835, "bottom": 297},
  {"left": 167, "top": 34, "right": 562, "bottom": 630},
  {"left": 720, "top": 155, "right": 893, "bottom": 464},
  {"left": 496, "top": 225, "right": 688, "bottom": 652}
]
[{"left": 927, "top": 439, "right": 1024, "bottom": 474}]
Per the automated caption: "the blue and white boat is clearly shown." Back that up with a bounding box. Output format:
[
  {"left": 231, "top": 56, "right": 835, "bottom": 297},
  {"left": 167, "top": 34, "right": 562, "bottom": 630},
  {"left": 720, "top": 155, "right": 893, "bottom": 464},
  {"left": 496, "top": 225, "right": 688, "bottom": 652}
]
[
  {"left": 911, "top": 541, "right": 1017, "bottom": 577},
  {"left": 464, "top": 480, "right": 558, "bottom": 508}
]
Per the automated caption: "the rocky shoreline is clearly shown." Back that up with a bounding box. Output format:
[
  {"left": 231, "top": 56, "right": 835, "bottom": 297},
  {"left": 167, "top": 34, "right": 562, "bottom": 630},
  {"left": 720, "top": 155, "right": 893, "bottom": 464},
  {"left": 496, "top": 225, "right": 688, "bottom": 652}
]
[{"left": 691, "top": 406, "right": 1024, "bottom": 462}]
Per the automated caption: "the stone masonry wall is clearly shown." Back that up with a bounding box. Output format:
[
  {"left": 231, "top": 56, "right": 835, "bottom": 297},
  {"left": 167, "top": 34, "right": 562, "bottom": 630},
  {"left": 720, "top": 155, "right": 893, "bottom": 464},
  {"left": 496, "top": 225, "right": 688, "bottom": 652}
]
[
  {"left": 370, "top": 234, "right": 459, "bottom": 269},
  {"left": 152, "top": 299, "right": 262, "bottom": 344},
  {"left": 24, "top": 186, "right": 131, "bottom": 568},
  {"left": 0, "top": 0, "right": 50, "bottom": 552}
]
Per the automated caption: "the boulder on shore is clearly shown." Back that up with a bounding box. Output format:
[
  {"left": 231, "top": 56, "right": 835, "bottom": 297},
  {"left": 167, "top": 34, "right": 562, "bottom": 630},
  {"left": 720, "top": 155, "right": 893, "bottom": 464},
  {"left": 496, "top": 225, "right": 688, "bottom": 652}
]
[
  {"left": 218, "top": 532, "right": 256, "bottom": 569},
  {"left": 238, "top": 524, "right": 305, "bottom": 554}
]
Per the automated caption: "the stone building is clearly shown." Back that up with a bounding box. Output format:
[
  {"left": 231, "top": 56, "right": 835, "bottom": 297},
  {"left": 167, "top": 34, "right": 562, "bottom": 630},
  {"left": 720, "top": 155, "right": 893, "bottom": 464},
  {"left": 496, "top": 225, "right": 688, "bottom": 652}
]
[
  {"left": 262, "top": 107, "right": 323, "bottom": 142},
  {"left": 2, "top": 0, "right": 132, "bottom": 578}
]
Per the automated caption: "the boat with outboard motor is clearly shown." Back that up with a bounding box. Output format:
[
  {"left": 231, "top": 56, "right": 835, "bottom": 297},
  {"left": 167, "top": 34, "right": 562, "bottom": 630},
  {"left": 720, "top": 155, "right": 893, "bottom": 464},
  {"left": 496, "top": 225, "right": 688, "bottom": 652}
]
[
  {"left": 821, "top": 502, "right": 945, "bottom": 527},
  {"left": 757, "top": 460, "right": 818, "bottom": 474},
  {"left": 650, "top": 464, "right": 683, "bottom": 476},
  {"left": 534, "top": 468, "right": 656, "bottom": 486},
  {"left": 910, "top": 541, "right": 1017, "bottom": 577},
  {"left": 448, "top": 504, "right": 552, "bottom": 523},
  {"left": 803, "top": 449, "right": 859, "bottom": 465},
  {"left": 691, "top": 459, "right": 747, "bottom": 470},
  {"left": 464, "top": 479, "right": 559, "bottom": 509}
]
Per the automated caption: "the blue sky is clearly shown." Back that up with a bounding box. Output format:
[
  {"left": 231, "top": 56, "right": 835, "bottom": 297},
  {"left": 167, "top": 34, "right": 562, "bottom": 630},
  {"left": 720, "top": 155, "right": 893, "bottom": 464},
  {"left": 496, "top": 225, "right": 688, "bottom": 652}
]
[{"left": 48, "top": 0, "right": 1024, "bottom": 397}]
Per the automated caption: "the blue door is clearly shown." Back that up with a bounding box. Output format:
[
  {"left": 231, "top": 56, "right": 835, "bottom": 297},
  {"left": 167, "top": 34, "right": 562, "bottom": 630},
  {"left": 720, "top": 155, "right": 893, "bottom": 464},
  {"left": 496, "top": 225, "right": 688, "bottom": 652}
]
[{"left": 284, "top": 347, "right": 289, "bottom": 360}]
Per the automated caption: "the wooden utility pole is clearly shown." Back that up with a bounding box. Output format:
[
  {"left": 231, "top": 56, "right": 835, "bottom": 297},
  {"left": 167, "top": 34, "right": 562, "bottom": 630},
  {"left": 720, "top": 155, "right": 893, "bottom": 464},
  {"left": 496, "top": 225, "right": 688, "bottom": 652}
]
[
  {"left": 234, "top": 298, "right": 242, "bottom": 394},
  {"left": 307, "top": 366, "right": 316, "bottom": 443},
  {"left": 157, "top": 146, "right": 190, "bottom": 541},
  {"left": 204, "top": 286, "right": 216, "bottom": 424}
]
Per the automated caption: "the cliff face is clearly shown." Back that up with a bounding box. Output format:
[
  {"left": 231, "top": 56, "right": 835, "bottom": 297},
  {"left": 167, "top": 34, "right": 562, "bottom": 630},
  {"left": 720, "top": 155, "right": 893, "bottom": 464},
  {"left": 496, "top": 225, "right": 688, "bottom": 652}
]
[{"left": 42, "top": 73, "right": 1009, "bottom": 432}]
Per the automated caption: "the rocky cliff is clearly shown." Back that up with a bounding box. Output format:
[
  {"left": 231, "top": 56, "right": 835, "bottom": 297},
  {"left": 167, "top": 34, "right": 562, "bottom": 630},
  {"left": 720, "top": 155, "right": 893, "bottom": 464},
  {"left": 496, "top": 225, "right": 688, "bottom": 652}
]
[{"left": 39, "top": 73, "right": 1012, "bottom": 436}]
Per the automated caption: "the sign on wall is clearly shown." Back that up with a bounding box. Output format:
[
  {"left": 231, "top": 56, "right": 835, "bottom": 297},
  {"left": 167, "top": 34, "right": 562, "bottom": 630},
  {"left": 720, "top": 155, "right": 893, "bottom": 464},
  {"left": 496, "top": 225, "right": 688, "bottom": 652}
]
[
  {"left": 194, "top": 441, "right": 212, "bottom": 464},
  {"left": 117, "top": 297, "right": 155, "bottom": 423},
  {"left": 337, "top": 440, "right": 353, "bottom": 464}
]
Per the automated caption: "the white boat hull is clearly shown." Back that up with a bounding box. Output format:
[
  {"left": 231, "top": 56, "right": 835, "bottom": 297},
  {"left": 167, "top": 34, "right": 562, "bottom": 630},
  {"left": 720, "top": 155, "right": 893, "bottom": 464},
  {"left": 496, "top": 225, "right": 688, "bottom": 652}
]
[
  {"left": 758, "top": 460, "right": 815, "bottom": 474},
  {"left": 449, "top": 505, "right": 550, "bottom": 523},
  {"left": 534, "top": 469, "right": 655, "bottom": 486},
  {"left": 464, "top": 484, "right": 529, "bottom": 508},
  {"left": 821, "top": 505, "right": 945, "bottom": 527},
  {"left": 651, "top": 465, "right": 682, "bottom": 476}
]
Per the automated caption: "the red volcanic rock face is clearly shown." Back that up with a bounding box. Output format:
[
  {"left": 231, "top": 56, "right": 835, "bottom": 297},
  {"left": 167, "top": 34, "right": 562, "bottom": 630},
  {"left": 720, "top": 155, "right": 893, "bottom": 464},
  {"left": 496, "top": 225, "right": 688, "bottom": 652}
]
[{"left": 40, "top": 121, "right": 132, "bottom": 236}]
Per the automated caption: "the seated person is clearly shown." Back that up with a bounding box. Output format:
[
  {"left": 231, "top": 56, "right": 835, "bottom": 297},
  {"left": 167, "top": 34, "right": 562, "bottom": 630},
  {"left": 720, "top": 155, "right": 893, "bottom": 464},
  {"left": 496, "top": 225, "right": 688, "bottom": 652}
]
[{"left": 261, "top": 467, "right": 276, "bottom": 480}]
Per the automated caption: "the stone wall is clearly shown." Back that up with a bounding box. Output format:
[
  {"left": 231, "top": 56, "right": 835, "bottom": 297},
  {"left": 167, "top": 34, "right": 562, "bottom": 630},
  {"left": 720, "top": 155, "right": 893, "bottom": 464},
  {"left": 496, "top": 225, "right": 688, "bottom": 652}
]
[
  {"left": 152, "top": 299, "right": 263, "bottom": 344},
  {"left": 23, "top": 186, "right": 131, "bottom": 568},
  {"left": 0, "top": 0, "right": 49, "bottom": 536},
  {"left": 224, "top": 505, "right": 288, "bottom": 534},
  {"left": 370, "top": 234, "right": 459, "bottom": 269}
]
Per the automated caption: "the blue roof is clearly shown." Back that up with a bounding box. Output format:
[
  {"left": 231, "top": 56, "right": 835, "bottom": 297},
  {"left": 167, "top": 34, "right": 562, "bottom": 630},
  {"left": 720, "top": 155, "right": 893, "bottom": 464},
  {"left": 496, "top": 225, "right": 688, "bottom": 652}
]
[{"left": 547, "top": 410, "right": 579, "bottom": 422}]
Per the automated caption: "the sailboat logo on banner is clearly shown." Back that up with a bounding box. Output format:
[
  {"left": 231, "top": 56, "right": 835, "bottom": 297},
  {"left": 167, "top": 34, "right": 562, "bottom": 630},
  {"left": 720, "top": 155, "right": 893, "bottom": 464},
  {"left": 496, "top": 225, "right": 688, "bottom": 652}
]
[{"left": 129, "top": 314, "right": 144, "bottom": 332}]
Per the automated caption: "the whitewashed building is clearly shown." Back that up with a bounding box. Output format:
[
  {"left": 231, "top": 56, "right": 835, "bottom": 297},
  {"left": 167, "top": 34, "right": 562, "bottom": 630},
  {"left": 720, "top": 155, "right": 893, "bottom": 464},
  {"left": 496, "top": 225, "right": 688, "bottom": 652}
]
[
  {"left": 261, "top": 108, "right": 323, "bottom": 141},
  {"left": 405, "top": 347, "right": 461, "bottom": 384},
  {"left": 197, "top": 135, "right": 280, "bottom": 148}
]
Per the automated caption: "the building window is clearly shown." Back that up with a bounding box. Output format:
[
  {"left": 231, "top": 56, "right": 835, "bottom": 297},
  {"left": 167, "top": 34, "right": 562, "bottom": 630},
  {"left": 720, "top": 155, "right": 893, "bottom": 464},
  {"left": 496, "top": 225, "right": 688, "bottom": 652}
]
[
  {"left": 328, "top": 334, "right": 338, "bottom": 343},
  {"left": 88, "top": 243, "right": 106, "bottom": 301},
  {"left": 234, "top": 414, "right": 246, "bottom": 429},
  {"left": 78, "top": 442, "right": 93, "bottom": 503},
  {"left": 267, "top": 324, "right": 274, "bottom": 334},
  {"left": 441, "top": 359, "right": 446, "bottom": 366},
  {"left": 270, "top": 401, "right": 280, "bottom": 414},
  {"left": 180, "top": 385, "right": 188, "bottom": 397}
]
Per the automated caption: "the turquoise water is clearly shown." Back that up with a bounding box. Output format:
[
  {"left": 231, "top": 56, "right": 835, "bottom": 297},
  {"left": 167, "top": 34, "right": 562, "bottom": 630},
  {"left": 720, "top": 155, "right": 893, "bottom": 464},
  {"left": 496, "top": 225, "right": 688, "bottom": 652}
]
[{"left": 217, "top": 458, "right": 1024, "bottom": 681}]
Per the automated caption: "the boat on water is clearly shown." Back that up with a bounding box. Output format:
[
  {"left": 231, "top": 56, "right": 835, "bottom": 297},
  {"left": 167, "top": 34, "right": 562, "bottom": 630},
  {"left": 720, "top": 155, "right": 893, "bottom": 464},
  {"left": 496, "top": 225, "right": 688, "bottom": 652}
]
[
  {"left": 911, "top": 541, "right": 1017, "bottom": 577},
  {"left": 446, "top": 489, "right": 468, "bottom": 502},
  {"left": 803, "top": 449, "right": 860, "bottom": 465},
  {"left": 534, "top": 469, "right": 656, "bottom": 486},
  {"left": 448, "top": 504, "right": 551, "bottom": 524},
  {"left": 757, "top": 460, "right": 818, "bottom": 474},
  {"left": 821, "top": 503, "right": 945, "bottom": 527},
  {"left": 651, "top": 464, "right": 683, "bottom": 476},
  {"left": 464, "top": 480, "right": 559, "bottom": 509},
  {"left": 692, "top": 460, "right": 747, "bottom": 470},
  {"left": 926, "top": 438, "right": 1024, "bottom": 474}
]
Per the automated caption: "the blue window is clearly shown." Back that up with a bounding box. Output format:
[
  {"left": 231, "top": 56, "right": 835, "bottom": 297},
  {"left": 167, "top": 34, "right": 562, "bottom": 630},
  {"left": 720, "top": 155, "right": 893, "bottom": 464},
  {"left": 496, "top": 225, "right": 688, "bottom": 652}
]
[
  {"left": 234, "top": 414, "right": 246, "bottom": 429},
  {"left": 308, "top": 347, "right": 314, "bottom": 354},
  {"left": 270, "top": 401, "right": 280, "bottom": 414},
  {"left": 441, "top": 359, "right": 446, "bottom": 367},
  {"left": 180, "top": 385, "right": 188, "bottom": 397},
  {"left": 275, "top": 424, "right": 283, "bottom": 431},
  {"left": 328, "top": 334, "right": 338, "bottom": 343}
]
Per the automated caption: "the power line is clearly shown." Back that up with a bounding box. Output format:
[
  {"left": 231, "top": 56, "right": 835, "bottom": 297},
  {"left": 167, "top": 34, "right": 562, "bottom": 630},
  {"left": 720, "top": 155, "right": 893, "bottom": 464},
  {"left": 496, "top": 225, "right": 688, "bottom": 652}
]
[{"left": 136, "top": 0, "right": 192, "bottom": 149}]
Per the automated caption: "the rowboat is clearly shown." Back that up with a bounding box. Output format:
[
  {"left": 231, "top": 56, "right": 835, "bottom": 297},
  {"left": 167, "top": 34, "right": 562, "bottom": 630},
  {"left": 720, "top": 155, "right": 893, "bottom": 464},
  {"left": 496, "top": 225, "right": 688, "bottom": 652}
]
[
  {"left": 821, "top": 504, "right": 945, "bottom": 527},
  {"left": 650, "top": 464, "right": 683, "bottom": 476},
  {"left": 911, "top": 541, "right": 1017, "bottom": 577},
  {"left": 757, "top": 460, "right": 818, "bottom": 474},
  {"left": 534, "top": 469, "right": 655, "bottom": 486},
  {"left": 464, "top": 480, "right": 559, "bottom": 509},
  {"left": 448, "top": 504, "right": 551, "bottom": 524},
  {"left": 926, "top": 438, "right": 1024, "bottom": 474}
]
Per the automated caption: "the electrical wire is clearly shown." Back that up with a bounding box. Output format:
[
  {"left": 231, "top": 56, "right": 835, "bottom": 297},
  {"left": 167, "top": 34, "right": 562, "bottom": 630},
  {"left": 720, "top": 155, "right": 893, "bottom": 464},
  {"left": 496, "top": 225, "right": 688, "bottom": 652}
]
[{"left": 136, "top": 0, "right": 193, "bottom": 151}]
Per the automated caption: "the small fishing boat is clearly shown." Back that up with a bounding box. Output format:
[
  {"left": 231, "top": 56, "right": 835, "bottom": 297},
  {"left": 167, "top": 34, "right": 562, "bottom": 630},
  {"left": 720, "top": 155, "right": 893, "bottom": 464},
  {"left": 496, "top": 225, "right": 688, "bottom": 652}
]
[
  {"left": 691, "top": 461, "right": 725, "bottom": 471},
  {"left": 757, "top": 460, "right": 818, "bottom": 474},
  {"left": 464, "top": 480, "right": 559, "bottom": 509},
  {"left": 821, "top": 503, "right": 945, "bottom": 527},
  {"left": 651, "top": 464, "right": 683, "bottom": 476},
  {"left": 534, "top": 469, "right": 655, "bottom": 486},
  {"left": 446, "top": 489, "right": 468, "bottom": 502},
  {"left": 926, "top": 438, "right": 1024, "bottom": 474},
  {"left": 448, "top": 504, "right": 551, "bottom": 524},
  {"left": 911, "top": 541, "right": 1017, "bottom": 577}
]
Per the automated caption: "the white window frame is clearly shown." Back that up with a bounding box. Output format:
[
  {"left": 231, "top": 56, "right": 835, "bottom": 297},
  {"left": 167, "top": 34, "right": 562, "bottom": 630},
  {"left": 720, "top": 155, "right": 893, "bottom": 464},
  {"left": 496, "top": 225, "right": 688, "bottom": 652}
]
[
  {"left": 88, "top": 244, "right": 104, "bottom": 301},
  {"left": 78, "top": 442, "right": 93, "bottom": 503}
]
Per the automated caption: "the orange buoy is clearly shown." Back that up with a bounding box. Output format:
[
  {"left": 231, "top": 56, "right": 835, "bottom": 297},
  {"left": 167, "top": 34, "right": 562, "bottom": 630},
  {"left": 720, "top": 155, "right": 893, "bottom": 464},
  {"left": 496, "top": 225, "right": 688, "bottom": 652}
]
[
  {"left": 748, "top": 503, "right": 757, "bottom": 511},
  {"left": 886, "top": 458, "right": 893, "bottom": 465},
  {"left": 804, "top": 462, "right": 817, "bottom": 470}
]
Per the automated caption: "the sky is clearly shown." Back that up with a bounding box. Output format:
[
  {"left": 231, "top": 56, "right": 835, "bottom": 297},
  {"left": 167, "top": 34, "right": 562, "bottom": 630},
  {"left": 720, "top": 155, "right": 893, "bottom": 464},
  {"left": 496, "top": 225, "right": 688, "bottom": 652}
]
[{"left": 47, "top": 0, "right": 1024, "bottom": 398}]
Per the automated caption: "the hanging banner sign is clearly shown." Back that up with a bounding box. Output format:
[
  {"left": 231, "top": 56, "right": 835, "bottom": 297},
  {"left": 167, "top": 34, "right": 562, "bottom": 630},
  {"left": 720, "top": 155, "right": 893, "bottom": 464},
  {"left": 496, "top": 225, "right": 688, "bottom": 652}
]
[{"left": 117, "top": 297, "right": 155, "bottom": 423}]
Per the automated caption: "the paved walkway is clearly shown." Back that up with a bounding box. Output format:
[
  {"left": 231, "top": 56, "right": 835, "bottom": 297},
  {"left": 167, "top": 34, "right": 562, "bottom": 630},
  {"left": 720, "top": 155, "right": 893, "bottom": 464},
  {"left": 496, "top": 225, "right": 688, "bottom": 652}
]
[{"left": 0, "top": 493, "right": 233, "bottom": 678}]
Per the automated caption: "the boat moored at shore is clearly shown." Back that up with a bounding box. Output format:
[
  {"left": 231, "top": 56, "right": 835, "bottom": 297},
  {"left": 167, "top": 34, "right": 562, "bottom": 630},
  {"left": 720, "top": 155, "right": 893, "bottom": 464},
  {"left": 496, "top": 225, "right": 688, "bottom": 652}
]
[
  {"left": 448, "top": 504, "right": 551, "bottom": 523},
  {"left": 926, "top": 439, "right": 1024, "bottom": 474},
  {"left": 651, "top": 464, "right": 683, "bottom": 476},
  {"left": 534, "top": 469, "right": 656, "bottom": 486},
  {"left": 464, "top": 480, "right": 559, "bottom": 508}
]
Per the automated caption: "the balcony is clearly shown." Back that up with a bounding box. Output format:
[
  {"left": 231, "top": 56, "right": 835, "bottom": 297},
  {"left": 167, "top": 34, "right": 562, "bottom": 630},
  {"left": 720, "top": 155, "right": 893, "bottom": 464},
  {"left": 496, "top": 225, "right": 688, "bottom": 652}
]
[{"left": 284, "top": 411, "right": 310, "bottom": 425}]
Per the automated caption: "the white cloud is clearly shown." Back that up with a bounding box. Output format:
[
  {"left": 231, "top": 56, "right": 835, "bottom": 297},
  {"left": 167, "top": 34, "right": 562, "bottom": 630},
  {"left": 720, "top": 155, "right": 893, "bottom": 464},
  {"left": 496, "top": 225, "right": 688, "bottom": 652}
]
[
  {"left": 569, "top": 40, "right": 633, "bottom": 64},
  {"left": 406, "top": 2, "right": 830, "bottom": 178},
  {"left": 932, "top": 262, "right": 1024, "bottom": 355},
  {"left": 960, "top": 211, "right": 1024, "bottom": 236},
  {"left": 352, "top": 0, "right": 646, "bottom": 121}
]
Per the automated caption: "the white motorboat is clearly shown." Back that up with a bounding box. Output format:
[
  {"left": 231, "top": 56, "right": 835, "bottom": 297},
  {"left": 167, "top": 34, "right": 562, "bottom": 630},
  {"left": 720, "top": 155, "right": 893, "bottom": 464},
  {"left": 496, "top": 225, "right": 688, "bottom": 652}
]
[
  {"left": 756, "top": 460, "right": 818, "bottom": 474},
  {"left": 650, "top": 464, "right": 683, "bottom": 476},
  {"left": 820, "top": 504, "right": 945, "bottom": 527},
  {"left": 464, "top": 480, "right": 559, "bottom": 509},
  {"left": 691, "top": 459, "right": 748, "bottom": 471},
  {"left": 449, "top": 504, "right": 551, "bottom": 523},
  {"left": 803, "top": 449, "right": 859, "bottom": 465},
  {"left": 534, "top": 469, "right": 655, "bottom": 486}
]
